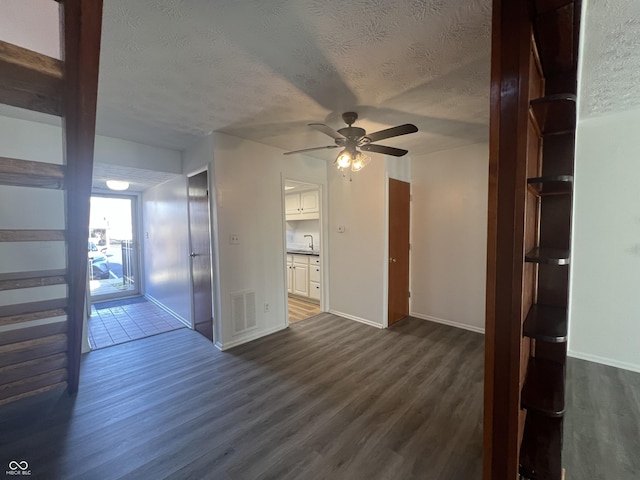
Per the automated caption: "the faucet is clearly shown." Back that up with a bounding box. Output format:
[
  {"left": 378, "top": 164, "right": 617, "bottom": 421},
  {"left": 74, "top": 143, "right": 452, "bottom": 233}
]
[{"left": 304, "top": 235, "right": 314, "bottom": 251}]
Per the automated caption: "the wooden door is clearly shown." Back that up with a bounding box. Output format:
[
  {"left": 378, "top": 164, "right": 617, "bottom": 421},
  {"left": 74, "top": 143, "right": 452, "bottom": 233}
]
[
  {"left": 188, "top": 171, "right": 214, "bottom": 341},
  {"left": 388, "top": 179, "right": 410, "bottom": 326}
]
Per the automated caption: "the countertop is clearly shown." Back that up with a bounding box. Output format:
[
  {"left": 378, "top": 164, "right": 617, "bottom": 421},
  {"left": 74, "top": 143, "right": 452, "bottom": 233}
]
[{"left": 287, "top": 250, "right": 320, "bottom": 256}]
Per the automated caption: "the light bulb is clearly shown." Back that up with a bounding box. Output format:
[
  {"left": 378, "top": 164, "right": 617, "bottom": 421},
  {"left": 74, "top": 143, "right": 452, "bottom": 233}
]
[
  {"left": 336, "top": 152, "right": 352, "bottom": 169},
  {"left": 351, "top": 153, "right": 370, "bottom": 172},
  {"left": 106, "top": 180, "right": 130, "bottom": 191}
]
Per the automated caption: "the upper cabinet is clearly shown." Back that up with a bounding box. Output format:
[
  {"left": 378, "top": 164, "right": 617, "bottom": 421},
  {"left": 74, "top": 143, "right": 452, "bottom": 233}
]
[{"left": 285, "top": 190, "right": 319, "bottom": 220}]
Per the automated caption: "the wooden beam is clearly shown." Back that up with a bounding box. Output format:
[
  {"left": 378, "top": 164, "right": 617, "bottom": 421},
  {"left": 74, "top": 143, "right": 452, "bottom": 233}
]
[
  {"left": 0, "top": 157, "right": 65, "bottom": 189},
  {"left": 484, "top": 0, "right": 532, "bottom": 479},
  {"left": 59, "top": 0, "right": 103, "bottom": 395},
  {"left": 0, "top": 41, "right": 64, "bottom": 116}
]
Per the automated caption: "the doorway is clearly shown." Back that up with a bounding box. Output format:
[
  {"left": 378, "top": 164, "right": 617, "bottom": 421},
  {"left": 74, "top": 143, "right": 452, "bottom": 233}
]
[
  {"left": 188, "top": 170, "right": 214, "bottom": 341},
  {"left": 388, "top": 179, "right": 410, "bottom": 326},
  {"left": 89, "top": 194, "right": 140, "bottom": 301},
  {"left": 283, "top": 179, "right": 323, "bottom": 323}
]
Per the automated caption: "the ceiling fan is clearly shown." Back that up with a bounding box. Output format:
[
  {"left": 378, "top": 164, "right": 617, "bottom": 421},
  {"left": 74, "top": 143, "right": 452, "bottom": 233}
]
[{"left": 284, "top": 112, "right": 418, "bottom": 172}]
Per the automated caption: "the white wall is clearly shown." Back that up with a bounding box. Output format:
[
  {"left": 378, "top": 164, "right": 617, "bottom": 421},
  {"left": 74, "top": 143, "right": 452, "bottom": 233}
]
[
  {"left": 142, "top": 176, "right": 191, "bottom": 324},
  {"left": 410, "top": 143, "right": 489, "bottom": 333},
  {"left": 0, "top": 115, "right": 181, "bottom": 173},
  {"left": 328, "top": 160, "right": 387, "bottom": 327},
  {"left": 570, "top": 109, "right": 640, "bottom": 372},
  {"left": 185, "top": 132, "right": 327, "bottom": 349}
]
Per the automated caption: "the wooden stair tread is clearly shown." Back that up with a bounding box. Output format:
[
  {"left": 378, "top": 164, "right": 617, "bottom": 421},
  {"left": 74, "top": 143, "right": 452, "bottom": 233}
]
[
  {"left": 533, "top": 2, "right": 579, "bottom": 76},
  {"left": 520, "top": 413, "right": 564, "bottom": 479},
  {"left": 0, "top": 156, "right": 65, "bottom": 189},
  {"left": 0, "top": 320, "right": 68, "bottom": 347},
  {"left": 0, "top": 308, "right": 66, "bottom": 327},
  {"left": 0, "top": 40, "right": 64, "bottom": 116},
  {"left": 521, "top": 357, "right": 566, "bottom": 416},
  {"left": 0, "top": 269, "right": 67, "bottom": 291},
  {"left": 0, "top": 352, "right": 67, "bottom": 384},
  {"left": 0, "top": 230, "right": 65, "bottom": 242},
  {"left": 523, "top": 304, "right": 568, "bottom": 343},
  {"left": 0, "top": 333, "right": 67, "bottom": 368},
  {"left": 0, "top": 380, "right": 67, "bottom": 407},
  {"left": 0, "top": 299, "right": 67, "bottom": 322},
  {"left": 0, "top": 367, "right": 68, "bottom": 401}
]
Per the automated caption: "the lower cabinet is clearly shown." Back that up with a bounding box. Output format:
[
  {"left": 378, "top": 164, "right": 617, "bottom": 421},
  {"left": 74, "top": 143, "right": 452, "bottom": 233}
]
[{"left": 288, "top": 254, "right": 321, "bottom": 301}]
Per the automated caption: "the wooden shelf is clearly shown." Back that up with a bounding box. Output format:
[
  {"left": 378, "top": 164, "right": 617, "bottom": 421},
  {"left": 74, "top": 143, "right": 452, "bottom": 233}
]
[
  {"left": 533, "top": 2, "right": 579, "bottom": 76},
  {"left": 527, "top": 176, "right": 573, "bottom": 196},
  {"left": 523, "top": 305, "right": 568, "bottom": 343},
  {"left": 519, "top": 413, "right": 563, "bottom": 479},
  {"left": 534, "top": 0, "right": 574, "bottom": 15},
  {"left": 525, "top": 247, "right": 570, "bottom": 265},
  {"left": 522, "top": 357, "right": 566, "bottom": 416},
  {"left": 530, "top": 94, "right": 577, "bottom": 136}
]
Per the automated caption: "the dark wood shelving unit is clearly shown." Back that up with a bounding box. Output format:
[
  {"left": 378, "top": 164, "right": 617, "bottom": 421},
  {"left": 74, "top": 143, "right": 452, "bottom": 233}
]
[
  {"left": 519, "top": 414, "right": 564, "bottom": 480},
  {"left": 529, "top": 95, "right": 577, "bottom": 135},
  {"left": 527, "top": 176, "right": 573, "bottom": 196},
  {"left": 523, "top": 305, "right": 568, "bottom": 343},
  {"left": 484, "top": 0, "right": 581, "bottom": 479},
  {"left": 521, "top": 358, "right": 566, "bottom": 416},
  {"left": 525, "top": 248, "right": 570, "bottom": 265}
]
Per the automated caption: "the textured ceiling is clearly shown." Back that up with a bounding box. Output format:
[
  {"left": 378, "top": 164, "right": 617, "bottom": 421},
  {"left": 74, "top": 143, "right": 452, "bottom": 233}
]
[
  {"left": 92, "top": 163, "right": 180, "bottom": 193},
  {"left": 94, "top": 0, "right": 492, "bottom": 157},
  {"left": 579, "top": 0, "right": 640, "bottom": 118}
]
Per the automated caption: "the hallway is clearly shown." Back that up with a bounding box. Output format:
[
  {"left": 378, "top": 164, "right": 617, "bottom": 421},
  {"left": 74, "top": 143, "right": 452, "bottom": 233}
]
[{"left": 88, "top": 297, "right": 186, "bottom": 349}]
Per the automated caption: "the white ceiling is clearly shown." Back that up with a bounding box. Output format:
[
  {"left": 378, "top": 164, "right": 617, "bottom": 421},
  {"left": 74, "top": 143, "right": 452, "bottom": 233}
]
[
  {"left": 0, "top": 0, "right": 637, "bottom": 171},
  {"left": 578, "top": 0, "right": 640, "bottom": 118}
]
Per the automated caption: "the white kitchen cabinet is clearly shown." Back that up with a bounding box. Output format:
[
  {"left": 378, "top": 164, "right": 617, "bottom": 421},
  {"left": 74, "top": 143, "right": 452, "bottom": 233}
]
[
  {"left": 285, "top": 190, "right": 319, "bottom": 220},
  {"left": 287, "top": 254, "right": 320, "bottom": 301},
  {"left": 287, "top": 255, "right": 293, "bottom": 294},
  {"left": 292, "top": 255, "right": 309, "bottom": 296},
  {"left": 309, "top": 262, "right": 321, "bottom": 301}
]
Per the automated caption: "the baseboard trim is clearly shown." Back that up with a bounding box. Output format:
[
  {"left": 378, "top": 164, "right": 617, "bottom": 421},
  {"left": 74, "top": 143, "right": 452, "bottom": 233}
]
[
  {"left": 144, "top": 294, "right": 191, "bottom": 328},
  {"left": 410, "top": 312, "right": 485, "bottom": 334},
  {"left": 568, "top": 350, "right": 640, "bottom": 374},
  {"left": 328, "top": 310, "right": 384, "bottom": 329},
  {"left": 217, "top": 323, "right": 288, "bottom": 351}
]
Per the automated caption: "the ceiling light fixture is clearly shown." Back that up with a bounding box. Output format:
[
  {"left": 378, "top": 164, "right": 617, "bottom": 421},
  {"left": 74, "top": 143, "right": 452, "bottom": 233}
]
[
  {"left": 106, "top": 180, "right": 130, "bottom": 191},
  {"left": 334, "top": 147, "right": 371, "bottom": 172}
]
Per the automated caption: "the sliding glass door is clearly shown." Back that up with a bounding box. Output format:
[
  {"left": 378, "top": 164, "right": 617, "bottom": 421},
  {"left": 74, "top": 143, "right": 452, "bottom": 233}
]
[{"left": 89, "top": 195, "right": 139, "bottom": 300}]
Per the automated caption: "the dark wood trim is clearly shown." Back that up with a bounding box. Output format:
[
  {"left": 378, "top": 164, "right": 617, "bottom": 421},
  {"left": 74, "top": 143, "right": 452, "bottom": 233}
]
[
  {"left": 0, "top": 40, "right": 64, "bottom": 116},
  {"left": 0, "top": 156, "right": 66, "bottom": 189},
  {"left": 0, "top": 270, "right": 67, "bottom": 291},
  {"left": 484, "top": 2, "right": 532, "bottom": 479},
  {"left": 59, "top": 0, "right": 103, "bottom": 395},
  {"left": 0, "top": 230, "right": 65, "bottom": 242}
]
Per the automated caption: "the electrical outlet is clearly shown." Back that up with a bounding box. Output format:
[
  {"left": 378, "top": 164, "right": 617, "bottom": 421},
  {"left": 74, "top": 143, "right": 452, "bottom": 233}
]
[
  {"left": 230, "top": 234, "right": 240, "bottom": 245},
  {"left": 264, "top": 302, "right": 270, "bottom": 313}
]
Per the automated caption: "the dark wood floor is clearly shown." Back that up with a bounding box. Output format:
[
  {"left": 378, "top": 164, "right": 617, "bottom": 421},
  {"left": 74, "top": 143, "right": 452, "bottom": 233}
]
[
  {"left": 2, "top": 314, "right": 637, "bottom": 480},
  {"left": 0, "top": 314, "right": 484, "bottom": 480},
  {"left": 564, "top": 357, "right": 640, "bottom": 480}
]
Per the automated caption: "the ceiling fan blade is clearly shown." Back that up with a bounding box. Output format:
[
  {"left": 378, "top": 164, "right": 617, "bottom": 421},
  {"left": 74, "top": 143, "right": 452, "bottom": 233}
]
[
  {"left": 361, "top": 144, "right": 409, "bottom": 157},
  {"left": 309, "top": 123, "right": 346, "bottom": 140},
  {"left": 364, "top": 124, "right": 418, "bottom": 143},
  {"left": 283, "top": 145, "right": 339, "bottom": 155}
]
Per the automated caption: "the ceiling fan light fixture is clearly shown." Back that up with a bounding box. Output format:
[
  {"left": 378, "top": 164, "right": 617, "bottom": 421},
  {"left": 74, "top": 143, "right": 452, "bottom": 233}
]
[
  {"left": 351, "top": 152, "right": 371, "bottom": 172},
  {"left": 335, "top": 149, "right": 353, "bottom": 170}
]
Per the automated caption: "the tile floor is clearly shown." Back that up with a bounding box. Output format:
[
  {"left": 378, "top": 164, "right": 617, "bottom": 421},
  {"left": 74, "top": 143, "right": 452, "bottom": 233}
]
[{"left": 88, "top": 296, "right": 186, "bottom": 350}]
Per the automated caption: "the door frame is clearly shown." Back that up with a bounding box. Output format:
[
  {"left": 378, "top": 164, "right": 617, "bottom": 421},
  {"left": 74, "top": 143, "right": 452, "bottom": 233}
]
[
  {"left": 186, "top": 166, "right": 221, "bottom": 345},
  {"left": 88, "top": 191, "right": 142, "bottom": 302},
  {"left": 281, "top": 174, "right": 328, "bottom": 326}
]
